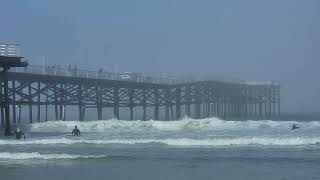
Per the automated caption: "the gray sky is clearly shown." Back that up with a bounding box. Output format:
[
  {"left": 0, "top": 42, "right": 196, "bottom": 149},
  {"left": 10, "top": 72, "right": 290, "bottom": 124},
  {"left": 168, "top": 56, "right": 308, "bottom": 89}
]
[{"left": 0, "top": 0, "right": 319, "bottom": 113}]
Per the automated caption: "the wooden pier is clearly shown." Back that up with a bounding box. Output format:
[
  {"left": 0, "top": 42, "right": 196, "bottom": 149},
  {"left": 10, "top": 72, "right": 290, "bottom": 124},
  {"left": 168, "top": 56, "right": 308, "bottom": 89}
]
[{"left": 0, "top": 56, "right": 280, "bottom": 135}]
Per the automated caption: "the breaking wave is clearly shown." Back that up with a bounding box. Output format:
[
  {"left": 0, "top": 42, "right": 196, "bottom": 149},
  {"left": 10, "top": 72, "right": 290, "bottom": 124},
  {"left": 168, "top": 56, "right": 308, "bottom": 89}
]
[
  {"left": 0, "top": 152, "right": 107, "bottom": 160},
  {"left": 1, "top": 137, "right": 320, "bottom": 146},
  {"left": 28, "top": 117, "right": 320, "bottom": 132}
]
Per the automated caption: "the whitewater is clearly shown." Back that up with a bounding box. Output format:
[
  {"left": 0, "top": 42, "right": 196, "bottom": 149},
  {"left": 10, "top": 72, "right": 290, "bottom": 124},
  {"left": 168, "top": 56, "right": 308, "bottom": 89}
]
[
  {"left": 2, "top": 117, "right": 320, "bottom": 180},
  {"left": 1, "top": 117, "right": 320, "bottom": 159},
  {"left": 3, "top": 117, "right": 320, "bottom": 148}
]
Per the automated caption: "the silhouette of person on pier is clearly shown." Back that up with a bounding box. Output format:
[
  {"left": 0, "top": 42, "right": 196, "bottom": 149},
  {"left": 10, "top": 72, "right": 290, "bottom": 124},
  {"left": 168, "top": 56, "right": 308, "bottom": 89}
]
[{"left": 72, "top": 125, "right": 81, "bottom": 136}]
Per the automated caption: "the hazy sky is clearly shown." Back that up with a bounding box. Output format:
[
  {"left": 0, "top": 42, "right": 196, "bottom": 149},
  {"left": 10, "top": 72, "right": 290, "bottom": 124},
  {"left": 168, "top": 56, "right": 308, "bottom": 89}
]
[{"left": 0, "top": 0, "right": 319, "bottom": 113}]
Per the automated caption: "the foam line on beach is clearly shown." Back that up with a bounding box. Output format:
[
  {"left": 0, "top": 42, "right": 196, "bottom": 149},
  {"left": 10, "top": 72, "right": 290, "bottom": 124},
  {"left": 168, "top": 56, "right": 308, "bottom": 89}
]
[
  {"left": 0, "top": 152, "right": 107, "bottom": 160},
  {"left": 1, "top": 137, "right": 319, "bottom": 146}
]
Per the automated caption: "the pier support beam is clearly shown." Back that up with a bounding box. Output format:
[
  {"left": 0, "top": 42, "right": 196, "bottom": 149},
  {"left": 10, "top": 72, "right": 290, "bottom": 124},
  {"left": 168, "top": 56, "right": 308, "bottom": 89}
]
[
  {"left": 37, "top": 81, "right": 41, "bottom": 122},
  {"left": 185, "top": 86, "right": 191, "bottom": 117},
  {"left": 59, "top": 84, "right": 63, "bottom": 120},
  {"left": 54, "top": 85, "right": 58, "bottom": 120},
  {"left": 78, "top": 83, "right": 84, "bottom": 121},
  {"left": 254, "top": 89, "right": 258, "bottom": 119},
  {"left": 268, "top": 88, "right": 272, "bottom": 119},
  {"left": 129, "top": 88, "right": 134, "bottom": 120},
  {"left": 3, "top": 70, "right": 11, "bottom": 135},
  {"left": 165, "top": 88, "right": 170, "bottom": 121},
  {"left": 154, "top": 89, "right": 159, "bottom": 120},
  {"left": 216, "top": 97, "right": 220, "bottom": 118},
  {"left": 114, "top": 87, "right": 119, "bottom": 120},
  {"left": 96, "top": 84, "right": 102, "bottom": 120},
  {"left": 0, "top": 81, "right": 4, "bottom": 128},
  {"left": 278, "top": 87, "right": 281, "bottom": 118},
  {"left": 272, "top": 88, "right": 276, "bottom": 118},
  {"left": 18, "top": 104, "right": 21, "bottom": 123},
  {"left": 12, "top": 81, "right": 16, "bottom": 123},
  {"left": 195, "top": 85, "right": 201, "bottom": 119},
  {"left": 142, "top": 89, "right": 147, "bottom": 121},
  {"left": 1, "top": 107, "right": 4, "bottom": 129},
  {"left": 28, "top": 82, "right": 32, "bottom": 123},
  {"left": 170, "top": 105, "right": 174, "bottom": 120},
  {"left": 244, "top": 88, "right": 248, "bottom": 119},
  {"left": 175, "top": 87, "right": 181, "bottom": 120},
  {"left": 45, "top": 94, "right": 48, "bottom": 122}
]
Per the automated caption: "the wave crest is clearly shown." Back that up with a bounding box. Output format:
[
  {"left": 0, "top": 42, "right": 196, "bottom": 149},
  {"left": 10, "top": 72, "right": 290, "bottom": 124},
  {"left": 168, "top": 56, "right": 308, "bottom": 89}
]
[{"left": 28, "top": 118, "right": 320, "bottom": 132}]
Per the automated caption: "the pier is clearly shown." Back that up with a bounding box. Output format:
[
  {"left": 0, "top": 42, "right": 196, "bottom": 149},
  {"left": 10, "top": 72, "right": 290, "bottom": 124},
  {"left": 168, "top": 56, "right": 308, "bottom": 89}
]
[{"left": 0, "top": 55, "right": 280, "bottom": 135}]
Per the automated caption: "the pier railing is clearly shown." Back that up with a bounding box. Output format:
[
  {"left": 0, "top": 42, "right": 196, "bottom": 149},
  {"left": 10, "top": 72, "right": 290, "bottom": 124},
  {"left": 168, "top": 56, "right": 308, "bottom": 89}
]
[
  {"left": 8, "top": 65, "right": 192, "bottom": 85},
  {"left": 8, "top": 65, "right": 278, "bottom": 86}
]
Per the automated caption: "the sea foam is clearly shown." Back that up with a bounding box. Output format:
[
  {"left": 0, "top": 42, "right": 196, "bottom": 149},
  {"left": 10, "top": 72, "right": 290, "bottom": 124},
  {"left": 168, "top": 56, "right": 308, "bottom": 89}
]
[
  {"left": 0, "top": 152, "right": 107, "bottom": 160},
  {"left": 0, "top": 137, "right": 319, "bottom": 146},
  {"left": 28, "top": 117, "right": 320, "bottom": 132}
]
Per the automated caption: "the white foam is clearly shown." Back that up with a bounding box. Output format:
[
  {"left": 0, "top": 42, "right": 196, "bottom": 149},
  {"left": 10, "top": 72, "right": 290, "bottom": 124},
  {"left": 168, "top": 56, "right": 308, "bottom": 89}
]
[
  {"left": 0, "top": 152, "right": 107, "bottom": 160},
  {"left": 28, "top": 117, "right": 320, "bottom": 132},
  {"left": 18, "top": 118, "right": 320, "bottom": 147},
  {"left": 0, "top": 137, "right": 319, "bottom": 146}
]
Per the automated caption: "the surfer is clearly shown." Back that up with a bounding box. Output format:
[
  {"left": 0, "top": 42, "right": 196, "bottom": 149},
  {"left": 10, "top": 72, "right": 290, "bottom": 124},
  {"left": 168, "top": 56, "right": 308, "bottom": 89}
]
[
  {"left": 291, "top": 123, "right": 300, "bottom": 130},
  {"left": 13, "top": 127, "right": 25, "bottom": 139},
  {"left": 72, "top": 125, "right": 81, "bottom": 136}
]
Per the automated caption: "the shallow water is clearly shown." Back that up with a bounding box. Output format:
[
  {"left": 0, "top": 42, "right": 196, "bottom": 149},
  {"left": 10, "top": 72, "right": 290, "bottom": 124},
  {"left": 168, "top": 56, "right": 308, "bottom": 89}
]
[{"left": 1, "top": 117, "right": 320, "bottom": 180}]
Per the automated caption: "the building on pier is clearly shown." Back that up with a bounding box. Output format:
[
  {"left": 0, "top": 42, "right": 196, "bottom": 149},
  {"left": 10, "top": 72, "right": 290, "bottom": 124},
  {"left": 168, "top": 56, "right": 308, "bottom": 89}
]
[{"left": 0, "top": 44, "right": 20, "bottom": 57}]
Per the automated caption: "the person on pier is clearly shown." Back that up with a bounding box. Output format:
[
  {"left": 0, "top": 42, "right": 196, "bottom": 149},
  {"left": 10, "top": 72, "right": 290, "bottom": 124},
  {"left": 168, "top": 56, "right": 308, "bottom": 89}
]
[{"left": 72, "top": 125, "right": 81, "bottom": 136}]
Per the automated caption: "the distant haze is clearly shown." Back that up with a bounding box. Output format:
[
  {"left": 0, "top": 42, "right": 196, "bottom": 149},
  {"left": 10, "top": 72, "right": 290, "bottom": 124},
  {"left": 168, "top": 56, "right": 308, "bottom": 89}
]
[{"left": 0, "top": 0, "right": 319, "bottom": 114}]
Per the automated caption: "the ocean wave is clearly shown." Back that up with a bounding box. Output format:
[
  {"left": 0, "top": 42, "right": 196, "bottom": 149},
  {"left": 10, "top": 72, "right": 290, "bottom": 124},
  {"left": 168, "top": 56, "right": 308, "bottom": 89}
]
[
  {"left": 0, "top": 152, "right": 107, "bottom": 160},
  {"left": 28, "top": 117, "right": 320, "bottom": 132},
  {"left": 0, "top": 137, "right": 319, "bottom": 146}
]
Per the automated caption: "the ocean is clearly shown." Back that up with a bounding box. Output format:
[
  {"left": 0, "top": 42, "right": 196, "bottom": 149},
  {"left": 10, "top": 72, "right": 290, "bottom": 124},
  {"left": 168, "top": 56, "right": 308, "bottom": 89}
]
[{"left": 1, "top": 117, "right": 320, "bottom": 180}]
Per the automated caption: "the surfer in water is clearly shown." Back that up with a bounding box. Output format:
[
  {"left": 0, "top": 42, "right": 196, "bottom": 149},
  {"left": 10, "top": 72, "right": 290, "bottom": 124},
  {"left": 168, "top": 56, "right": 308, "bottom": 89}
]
[
  {"left": 72, "top": 125, "right": 81, "bottom": 136},
  {"left": 12, "top": 127, "right": 25, "bottom": 139},
  {"left": 291, "top": 123, "right": 300, "bottom": 130}
]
